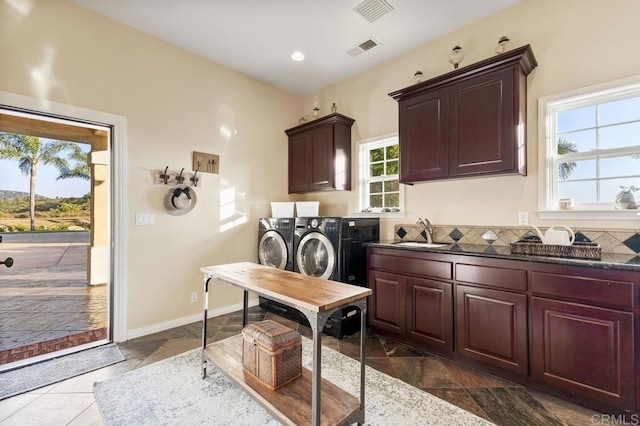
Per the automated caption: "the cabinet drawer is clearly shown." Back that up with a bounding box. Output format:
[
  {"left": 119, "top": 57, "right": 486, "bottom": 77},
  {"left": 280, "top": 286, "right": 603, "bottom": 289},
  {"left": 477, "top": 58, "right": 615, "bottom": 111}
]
[
  {"left": 456, "top": 263, "right": 526, "bottom": 291},
  {"left": 531, "top": 272, "right": 634, "bottom": 311},
  {"left": 369, "top": 253, "right": 452, "bottom": 280}
]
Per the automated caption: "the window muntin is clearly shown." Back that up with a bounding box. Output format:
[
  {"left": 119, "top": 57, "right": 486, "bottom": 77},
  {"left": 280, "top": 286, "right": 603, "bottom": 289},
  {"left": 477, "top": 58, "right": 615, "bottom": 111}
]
[
  {"left": 357, "top": 135, "right": 403, "bottom": 213},
  {"left": 541, "top": 77, "right": 640, "bottom": 211}
]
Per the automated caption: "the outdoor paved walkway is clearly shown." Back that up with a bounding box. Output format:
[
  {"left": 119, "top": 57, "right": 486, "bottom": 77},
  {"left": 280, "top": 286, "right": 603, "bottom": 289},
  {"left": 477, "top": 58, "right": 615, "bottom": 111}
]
[{"left": 0, "top": 232, "right": 107, "bottom": 353}]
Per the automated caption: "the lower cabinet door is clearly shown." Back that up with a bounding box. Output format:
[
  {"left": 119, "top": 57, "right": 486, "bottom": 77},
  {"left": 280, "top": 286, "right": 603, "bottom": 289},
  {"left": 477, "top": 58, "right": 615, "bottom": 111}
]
[
  {"left": 406, "top": 277, "right": 453, "bottom": 351},
  {"left": 367, "top": 270, "right": 406, "bottom": 334},
  {"left": 456, "top": 285, "right": 528, "bottom": 374},
  {"left": 531, "top": 297, "right": 635, "bottom": 411}
]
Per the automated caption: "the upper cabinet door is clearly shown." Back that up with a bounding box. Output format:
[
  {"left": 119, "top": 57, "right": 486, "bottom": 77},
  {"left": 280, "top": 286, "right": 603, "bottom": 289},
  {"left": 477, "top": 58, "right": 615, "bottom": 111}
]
[
  {"left": 309, "top": 126, "right": 334, "bottom": 190},
  {"left": 399, "top": 88, "right": 449, "bottom": 183},
  {"left": 389, "top": 45, "right": 536, "bottom": 184},
  {"left": 289, "top": 135, "right": 308, "bottom": 193},
  {"left": 285, "top": 113, "right": 355, "bottom": 194},
  {"left": 449, "top": 68, "right": 515, "bottom": 176}
]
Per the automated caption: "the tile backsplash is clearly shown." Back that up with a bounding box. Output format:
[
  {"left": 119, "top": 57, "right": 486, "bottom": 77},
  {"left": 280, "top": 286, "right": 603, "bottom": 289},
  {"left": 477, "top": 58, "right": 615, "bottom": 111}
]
[{"left": 394, "top": 224, "right": 640, "bottom": 255}]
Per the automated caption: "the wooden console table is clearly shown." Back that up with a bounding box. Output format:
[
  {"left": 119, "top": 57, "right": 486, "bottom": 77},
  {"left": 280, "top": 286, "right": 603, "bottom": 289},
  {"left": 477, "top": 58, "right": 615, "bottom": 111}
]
[{"left": 200, "top": 262, "right": 371, "bottom": 426}]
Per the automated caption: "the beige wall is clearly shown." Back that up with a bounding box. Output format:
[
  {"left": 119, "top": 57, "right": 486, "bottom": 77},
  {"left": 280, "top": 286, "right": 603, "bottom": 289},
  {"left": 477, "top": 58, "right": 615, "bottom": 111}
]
[
  {"left": 296, "top": 0, "right": 640, "bottom": 239},
  {"left": 0, "top": 0, "right": 301, "bottom": 330},
  {"left": 3, "top": 0, "right": 639, "bottom": 333}
]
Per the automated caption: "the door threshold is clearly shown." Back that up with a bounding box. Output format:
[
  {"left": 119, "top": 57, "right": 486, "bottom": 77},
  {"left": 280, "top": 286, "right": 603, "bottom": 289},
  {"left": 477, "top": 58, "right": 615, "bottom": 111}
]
[{"left": 0, "top": 338, "right": 111, "bottom": 373}]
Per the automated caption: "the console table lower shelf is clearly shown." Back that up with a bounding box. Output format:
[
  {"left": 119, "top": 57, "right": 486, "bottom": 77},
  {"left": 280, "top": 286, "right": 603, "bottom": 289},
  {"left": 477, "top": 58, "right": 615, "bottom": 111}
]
[{"left": 204, "top": 334, "right": 360, "bottom": 426}]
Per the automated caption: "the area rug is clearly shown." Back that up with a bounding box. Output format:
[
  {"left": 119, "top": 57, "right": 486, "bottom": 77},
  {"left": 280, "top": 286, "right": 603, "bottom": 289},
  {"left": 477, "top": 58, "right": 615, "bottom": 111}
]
[
  {"left": 0, "top": 343, "right": 124, "bottom": 400},
  {"left": 94, "top": 337, "right": 492, "bottom": 425}
]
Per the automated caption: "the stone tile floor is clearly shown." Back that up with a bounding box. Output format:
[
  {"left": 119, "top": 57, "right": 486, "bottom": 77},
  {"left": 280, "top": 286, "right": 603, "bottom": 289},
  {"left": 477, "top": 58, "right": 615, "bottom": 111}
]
[{"left": 0, "top": 306, "right": 603, "bottom": 425}]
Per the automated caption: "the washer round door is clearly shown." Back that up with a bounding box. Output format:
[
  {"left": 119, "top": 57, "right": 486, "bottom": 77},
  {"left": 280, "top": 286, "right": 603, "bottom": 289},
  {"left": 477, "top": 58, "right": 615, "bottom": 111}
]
[
  {"left": 296, "top": 232, "right": 335, "bottom": 280},
  {"left": 258, "top": 230, "right": 288, "bottom": 269}
]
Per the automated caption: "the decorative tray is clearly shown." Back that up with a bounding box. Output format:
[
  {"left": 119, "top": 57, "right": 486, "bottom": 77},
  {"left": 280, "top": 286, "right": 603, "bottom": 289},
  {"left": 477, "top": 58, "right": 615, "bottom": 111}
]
[{"left": 510, "top": 240, "right": 602, "bottom": 260}]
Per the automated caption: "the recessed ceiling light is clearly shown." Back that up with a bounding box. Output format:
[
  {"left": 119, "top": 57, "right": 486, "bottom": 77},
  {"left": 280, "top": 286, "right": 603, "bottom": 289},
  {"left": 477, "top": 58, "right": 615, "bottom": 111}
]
[{"left": 291, "top": 51, "right": 305, "bottom": 61}]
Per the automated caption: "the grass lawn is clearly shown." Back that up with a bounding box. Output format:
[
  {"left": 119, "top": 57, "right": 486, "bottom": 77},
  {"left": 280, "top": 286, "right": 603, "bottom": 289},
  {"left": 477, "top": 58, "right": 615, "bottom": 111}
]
[{"left": 0, "top": 216, "right": 90, "bottom": 232}]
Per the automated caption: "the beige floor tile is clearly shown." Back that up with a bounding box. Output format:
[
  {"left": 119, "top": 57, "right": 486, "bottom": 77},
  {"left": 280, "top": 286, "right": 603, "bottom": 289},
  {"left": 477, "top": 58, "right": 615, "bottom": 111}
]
[
  {"left": 68, "top": 402, "right": 104, "bottom": 426},
  {"left": 0, "top": 393, "right": 42, "bottom": 422},
  {"left": 0, "top": 393, "right": 94, "bottom": 426}
]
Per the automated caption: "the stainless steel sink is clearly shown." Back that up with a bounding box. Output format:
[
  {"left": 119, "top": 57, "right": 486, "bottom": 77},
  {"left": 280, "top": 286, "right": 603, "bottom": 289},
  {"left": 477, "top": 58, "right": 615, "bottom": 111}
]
[{"left": 394, "top": 242, "right": 447, "bottom": 248}]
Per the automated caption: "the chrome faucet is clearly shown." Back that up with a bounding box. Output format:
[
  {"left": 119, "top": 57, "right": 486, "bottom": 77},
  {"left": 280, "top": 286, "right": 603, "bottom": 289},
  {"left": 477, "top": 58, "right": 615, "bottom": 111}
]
[{"left": 416, "top": 218, "right": 434, "bottom": 243}]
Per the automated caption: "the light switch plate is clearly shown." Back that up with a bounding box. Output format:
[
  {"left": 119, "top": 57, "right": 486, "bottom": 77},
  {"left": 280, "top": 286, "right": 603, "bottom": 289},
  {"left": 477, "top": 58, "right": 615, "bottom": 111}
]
[
  {"left": 135, "top": 213, "right": 155, "bottom": 226},
  {"left": 193, "top": 151, "right": 219, "bottom": 174}
]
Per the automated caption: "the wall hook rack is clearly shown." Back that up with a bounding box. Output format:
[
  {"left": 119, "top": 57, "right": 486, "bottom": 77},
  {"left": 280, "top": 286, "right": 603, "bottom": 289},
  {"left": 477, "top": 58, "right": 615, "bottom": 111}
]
[{"left": 154, "top": 167, "right": 201, "bottom": 187}]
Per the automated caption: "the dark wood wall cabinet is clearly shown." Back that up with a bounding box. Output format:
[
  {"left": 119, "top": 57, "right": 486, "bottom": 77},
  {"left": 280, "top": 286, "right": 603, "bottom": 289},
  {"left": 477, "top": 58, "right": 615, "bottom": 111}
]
[
  {"left": 367, "top": 247, "right": 640, "bottom": 415},
  {"left": 285, "top": 113, "right": 355, "bottom": 193},
  {"left": 389, "top": 45, "right": 537, "bottom": 184}
]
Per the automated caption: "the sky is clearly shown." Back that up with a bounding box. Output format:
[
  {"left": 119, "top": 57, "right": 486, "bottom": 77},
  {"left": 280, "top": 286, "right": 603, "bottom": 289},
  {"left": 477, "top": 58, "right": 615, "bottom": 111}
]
[
  {"left": 0, "top": 143, "right": 91, "bottom": 198},
  {"left": 556, "top": 96, "right": 640, "bottom": 204}
]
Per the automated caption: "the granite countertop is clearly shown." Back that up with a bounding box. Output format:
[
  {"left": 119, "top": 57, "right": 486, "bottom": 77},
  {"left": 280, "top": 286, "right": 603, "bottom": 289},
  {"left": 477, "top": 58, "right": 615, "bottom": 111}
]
[{"left": 367, "top": 241, "right": 640, "bottom": 272}]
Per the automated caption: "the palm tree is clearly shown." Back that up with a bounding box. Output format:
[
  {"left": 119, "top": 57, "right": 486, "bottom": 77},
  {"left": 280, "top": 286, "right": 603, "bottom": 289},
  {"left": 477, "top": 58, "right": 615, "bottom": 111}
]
[
  {"left": 0, "top": 133, "right": 76, "bottom": 231},
  {"left": 56, "top": 143, "right": 90, "bottom": 181},
  {"left": 557, "top": 137, "right": 579, "bottom": 180}
]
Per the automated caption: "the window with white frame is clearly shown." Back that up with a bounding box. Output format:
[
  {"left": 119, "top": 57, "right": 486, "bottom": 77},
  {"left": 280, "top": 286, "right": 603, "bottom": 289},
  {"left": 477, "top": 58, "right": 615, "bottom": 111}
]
[
  {"left": 357, "top": 134, "right": 403, "bottom": 213},
  {"left": 539, "top": 77, "right": 640, "bottom": 213}
]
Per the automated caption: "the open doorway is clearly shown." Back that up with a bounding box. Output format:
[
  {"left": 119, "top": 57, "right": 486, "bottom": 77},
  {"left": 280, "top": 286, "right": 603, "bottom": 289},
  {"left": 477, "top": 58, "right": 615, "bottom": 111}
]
[{"left": 0, "top": 109, "right": 112, "bottom": 370}]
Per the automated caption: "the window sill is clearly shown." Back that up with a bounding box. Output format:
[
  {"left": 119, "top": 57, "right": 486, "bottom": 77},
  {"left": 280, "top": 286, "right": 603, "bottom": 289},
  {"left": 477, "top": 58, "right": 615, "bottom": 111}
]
[
  {"left": 537, "top": 209, "right": 640, "bottom": 221},
  {"left": 351, "top": 211, "right": 406, "bottom": 219}
]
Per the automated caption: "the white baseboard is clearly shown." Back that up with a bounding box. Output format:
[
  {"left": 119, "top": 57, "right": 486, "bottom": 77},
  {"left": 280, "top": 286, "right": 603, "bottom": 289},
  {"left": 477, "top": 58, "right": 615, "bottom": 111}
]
[{"left": 125, "top": 299, "right": 259, "bottom": 341}]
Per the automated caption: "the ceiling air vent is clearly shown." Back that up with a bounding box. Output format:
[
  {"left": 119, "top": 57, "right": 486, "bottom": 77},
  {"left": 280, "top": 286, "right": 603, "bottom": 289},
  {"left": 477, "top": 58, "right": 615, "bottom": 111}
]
[
  {"left": 347, "top": 38, "right": 379, "bottom": 57},
  {"left": 354, "top": 0, "right": 394, "bottom": 23}
]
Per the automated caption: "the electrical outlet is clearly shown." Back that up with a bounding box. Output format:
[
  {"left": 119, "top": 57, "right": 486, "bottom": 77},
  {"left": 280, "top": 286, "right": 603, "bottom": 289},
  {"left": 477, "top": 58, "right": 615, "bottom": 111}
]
[
  {"left": 517, "top": 211, "right": 529, "bottom": 225},
  {"left": 190, "top": 291, "right": 198, "bottom": 303}
]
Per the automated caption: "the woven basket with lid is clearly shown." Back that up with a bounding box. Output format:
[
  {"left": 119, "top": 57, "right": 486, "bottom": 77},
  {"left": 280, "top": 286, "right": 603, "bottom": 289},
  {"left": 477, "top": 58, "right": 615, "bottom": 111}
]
[{"left": 242, "top": 320, "right": 302, "bottom": 390}]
